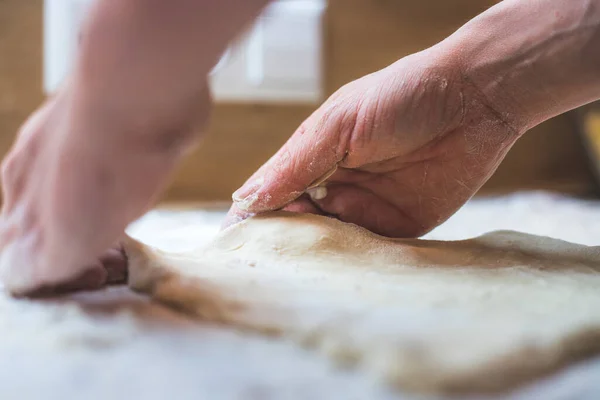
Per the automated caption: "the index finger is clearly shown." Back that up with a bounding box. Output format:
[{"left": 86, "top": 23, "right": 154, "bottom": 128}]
[{"left": 230, "top": 102, "right": 352, "bottom": 213}]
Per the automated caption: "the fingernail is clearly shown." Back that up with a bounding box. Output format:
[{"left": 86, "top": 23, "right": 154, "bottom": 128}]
[
  {"left": 232, "top": 176, "right": 264, "bottom": 211},
  {"left": 307, "top": 186, "right": 328, "bottom": 201}
]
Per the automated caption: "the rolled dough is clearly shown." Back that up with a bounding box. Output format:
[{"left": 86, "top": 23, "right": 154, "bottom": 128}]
[{"left": 124, "top": 211, "right": 600, "bottom": 395}]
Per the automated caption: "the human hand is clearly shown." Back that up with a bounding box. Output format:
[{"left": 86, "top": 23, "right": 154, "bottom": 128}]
[
  {"left": 0, "top": 0, "right": 272, "bottom": 296},
  {"left": 224, "top": 48, "right": 522, "bottom": 237},
  {"left": 0, "top": 82, "right": 209, "bottom": 296}
]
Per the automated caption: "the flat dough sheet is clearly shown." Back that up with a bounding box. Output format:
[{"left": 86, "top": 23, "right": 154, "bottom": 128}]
[{"left": 123, "top": 211, "right": 600, "bottom": 395}]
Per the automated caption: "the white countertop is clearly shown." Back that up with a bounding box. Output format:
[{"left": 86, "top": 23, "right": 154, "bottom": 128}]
[{"left": 1, "top": 191, "right": 599, "bottom": 400}]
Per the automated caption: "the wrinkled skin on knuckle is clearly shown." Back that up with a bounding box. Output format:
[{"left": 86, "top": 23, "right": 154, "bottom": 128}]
[
  {"left": 329, "top": 76, "right": 394, "bottom": 168},
  {"left": 310, "top": 96, "right": 357, "bottom": 165},
  {"left": 345, "top": 94, "right": 384, "bottom": 164},
  {"left": 392, "top": 63, "right": 466, "bottom": 151},
  {"left": 339, "top": 57, "right": 467, "bottom": 169},
  {"left": 331, "top": 104, "right": 360, "bottom": 163}
]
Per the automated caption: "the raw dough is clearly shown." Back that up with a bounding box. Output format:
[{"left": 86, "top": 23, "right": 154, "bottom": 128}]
[{"left": 124, "top": 211, "right": 600, "bottom": 395}]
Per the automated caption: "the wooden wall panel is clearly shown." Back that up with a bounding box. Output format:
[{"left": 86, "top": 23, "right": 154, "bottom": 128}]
[
  {"left": 0, "top": 0, "right": 595, "bottom": 203},
  {"left": 165, "top": 104, "right": 314, "bottom": 200},
  {"left": 485, "top": 116, "right": 594, "bottom": 194},
  {"left": 0, "top": 0, "right": 44, "bottom": 159},
  {"left": 325, "top": 0, "right": 498, "bottom": 91}
]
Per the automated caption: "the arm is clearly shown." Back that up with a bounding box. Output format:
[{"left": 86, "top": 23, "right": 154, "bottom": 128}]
[
  {"left": 443, "top": 0, "right": 600, "bottom": 133},
  {"left": 73, "top": 0, "right": 270, "bottom": 136},
  {"left": 226, "top": 0, "right": 600, "bottom": 235},
  {"left": 0, "top": 0, "right": 270, "bottom": 294}
]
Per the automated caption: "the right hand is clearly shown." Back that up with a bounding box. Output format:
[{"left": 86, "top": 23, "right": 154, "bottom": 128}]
[{"left": 224, "top": 48, "right": 523, "bottom": 237}]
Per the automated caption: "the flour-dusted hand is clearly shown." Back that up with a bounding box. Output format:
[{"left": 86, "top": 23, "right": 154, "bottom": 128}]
[
  {"left": 225, "top": 49, "right": 521, "bottom": 237},
  {"left": 225, "top": 0, "right": 600, "bottom": 237}
]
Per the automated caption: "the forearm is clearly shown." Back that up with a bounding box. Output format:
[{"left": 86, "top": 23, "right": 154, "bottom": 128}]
[
  {"left": 441, "top": 0, "right": 600, "bottom": 134},
  {"left": 70, "top": 0, "right": 269, "bottom": 137},
  {"left": 0, "top": 0, "right": 270, "bottom": 293}
]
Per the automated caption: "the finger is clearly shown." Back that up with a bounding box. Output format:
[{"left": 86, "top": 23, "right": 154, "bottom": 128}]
[
  {"left": 231, "top": 103, "right": 352, "bottom": 213},
  {"left": 221, "top": 203, "right": 255, "bottom": 230},
  {"left": 281, "top": 194, "right": 325, "bottom": 215},
  {"left": 19, "top": 245, "right": 127, "bottom": 298},
  {"left": 310, "top": 184, "right": 425, "bottom": 238},
  {"left": 25, "top": 263, "right": 107, "bottom": 298},
  {"left": 222, "top": 189, "right": 327, "bottom": 231},
  {"left": 99, "top": 246, "right": 128, "bottom": 285}
]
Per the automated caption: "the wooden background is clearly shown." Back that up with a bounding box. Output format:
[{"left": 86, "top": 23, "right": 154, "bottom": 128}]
[{"left": 0, "top": 0, "right": 595, "bottom": 203}]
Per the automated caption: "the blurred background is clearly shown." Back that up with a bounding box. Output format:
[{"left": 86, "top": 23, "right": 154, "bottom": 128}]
[{"left": 1, "top": 0, "right": 600, "bottom": 204}]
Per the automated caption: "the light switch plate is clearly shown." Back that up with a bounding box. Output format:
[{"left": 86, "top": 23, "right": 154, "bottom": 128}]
[
  {"left": 210, "top": 0, "right": 326, "bottom": 103},
  {"left": 43, "top": 0, "right": 326, "bottom": 104}
]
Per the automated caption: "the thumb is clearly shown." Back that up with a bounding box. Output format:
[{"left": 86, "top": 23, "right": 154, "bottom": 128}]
[{"left": 232, "top": 111, "right": 349, "bottom": 213}]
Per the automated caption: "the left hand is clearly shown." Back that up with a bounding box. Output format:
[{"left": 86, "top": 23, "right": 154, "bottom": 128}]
[{"left": 0, "top": 81, "right": 209, "bottom": 296}]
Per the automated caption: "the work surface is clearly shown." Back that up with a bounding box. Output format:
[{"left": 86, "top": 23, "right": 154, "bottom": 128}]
[{"left": 1, "top": 192, "right": 599, "bottom": 400}]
